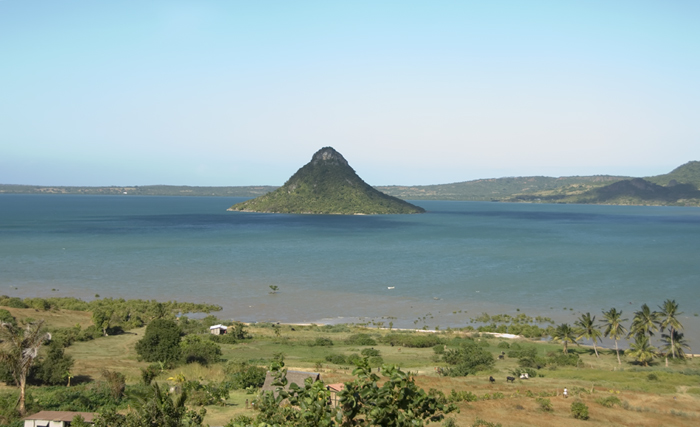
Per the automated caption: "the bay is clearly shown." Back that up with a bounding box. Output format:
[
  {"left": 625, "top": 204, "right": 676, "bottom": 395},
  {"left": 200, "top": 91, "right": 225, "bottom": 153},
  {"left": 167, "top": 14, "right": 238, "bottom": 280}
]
[{"left": 1, "top": 194, "right": 699, "bottom": 348}]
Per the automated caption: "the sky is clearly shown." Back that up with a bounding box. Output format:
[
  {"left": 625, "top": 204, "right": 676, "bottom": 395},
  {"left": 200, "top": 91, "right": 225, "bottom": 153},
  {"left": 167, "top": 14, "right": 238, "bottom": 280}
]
[{"left": 1, "top": 1, "right": 699, "bottom": 187}]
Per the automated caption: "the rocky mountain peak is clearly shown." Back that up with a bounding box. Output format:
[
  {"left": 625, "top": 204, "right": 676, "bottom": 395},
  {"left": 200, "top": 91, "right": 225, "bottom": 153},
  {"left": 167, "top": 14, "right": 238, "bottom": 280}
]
[{"left": 311, "top": 147, "right": 349, "bottom": 167}]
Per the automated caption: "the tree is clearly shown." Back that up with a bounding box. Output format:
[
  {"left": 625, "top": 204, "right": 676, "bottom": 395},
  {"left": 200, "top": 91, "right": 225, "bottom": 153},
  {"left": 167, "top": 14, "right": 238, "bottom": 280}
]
[
  {"left": 661, "top": 330, "right": 691, "bottom": 366},
  {"left": 551, "top": 323, "right": 578, "bottom": 355},
  {"left": 91, "top": 306, "right": 114, "bottom": 337},
  {"left": 135, "top": 319, "right": 182, "bottom": 366},
  {"left": 629, "top": 304, "right": 659, "bottom": 338},
  {"left": 253, "top": 359, "right": 455, "bottom": 427},
  {"left": 441, "top": 340, "right": 495, "bottom": 376},
  {"left": 35, "top": 341, "right": 74, "bottom": 385},
  {"left": 574, "top": 312, "right": 602, "bottom": 358},
  {"left": 93, "top": 383, "right": 206, "bottom": 427},
  {"left": 657, "top": 299, "right": 683, "bottom": 359},
  {"left": 601, "top": 308, "right": 628, "bottom": 365},
  {"left": 339, "top": 359, "right": 456, "bottom": 426},
  {"left": 0, "top": 320, "right": 51, "bottom": 415},
  {"left": 626, "top": 334, "right": 657, "bottom": 366}
]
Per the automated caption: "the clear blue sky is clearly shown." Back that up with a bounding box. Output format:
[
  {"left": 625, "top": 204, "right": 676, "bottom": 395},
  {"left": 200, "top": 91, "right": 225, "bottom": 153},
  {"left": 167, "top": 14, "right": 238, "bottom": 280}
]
[{"left": 1, "top": 1, "right": 698, "bottom": 186}]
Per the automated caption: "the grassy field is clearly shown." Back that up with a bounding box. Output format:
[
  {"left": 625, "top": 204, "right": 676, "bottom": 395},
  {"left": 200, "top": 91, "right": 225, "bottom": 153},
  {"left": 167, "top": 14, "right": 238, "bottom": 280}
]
[{"left": 4, "top": 312, "right": 700, "bottom": 426}]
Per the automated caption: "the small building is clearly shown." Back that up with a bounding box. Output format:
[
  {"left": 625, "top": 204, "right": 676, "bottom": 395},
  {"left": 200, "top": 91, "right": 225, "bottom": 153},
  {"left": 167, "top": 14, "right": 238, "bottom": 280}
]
[
  {"left": 326, "top": 383, "right": 345, "bottom": 407},
  {"left": 23, "top": 411, "right": 96, "bottom": 427},
  {"left": 261, "top": 370, "right": 321, "bottom": 397},
  {"left": 209, "top": 324, "right": 228, "bottom": 335}
]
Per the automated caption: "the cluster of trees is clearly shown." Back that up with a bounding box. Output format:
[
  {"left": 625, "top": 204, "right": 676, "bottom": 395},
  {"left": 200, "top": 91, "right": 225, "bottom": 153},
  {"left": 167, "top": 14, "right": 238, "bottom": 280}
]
[
  {"left": 244, "top": 359, "right": 455, "bottom": 427},
  {"left": 0, "top": 317, "right": 77, "bottom": 415},
  {"left": 0, "top": 295, "right": 222, "bottom": 338},
  {"left": 550, "top": 300, "right": 690, "bottom": 366},
  {"left": 135, "top": 319, "right": 240, "bottom": 368},
  {"left": 0, "top": 307, "right": 248, "bottom": 418}
]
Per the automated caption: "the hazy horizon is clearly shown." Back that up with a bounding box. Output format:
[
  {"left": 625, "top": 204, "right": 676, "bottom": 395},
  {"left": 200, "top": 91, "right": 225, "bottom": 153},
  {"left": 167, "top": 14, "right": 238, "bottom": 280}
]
[
  {"left": 0, "top": 159, "right": 682, "bottom": 188},
  {"left": 1, "top": 1, "right": 698, "bottom": 187}
]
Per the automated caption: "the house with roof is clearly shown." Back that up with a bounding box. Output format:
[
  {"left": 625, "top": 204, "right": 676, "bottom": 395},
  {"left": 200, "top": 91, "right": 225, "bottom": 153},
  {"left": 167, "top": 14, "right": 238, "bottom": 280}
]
[
  {"left": 209, "top": 324, "right": 228, "bottom": 335},
  {"left": 23, "top": 411, "right": 96, "bottom": 427}
]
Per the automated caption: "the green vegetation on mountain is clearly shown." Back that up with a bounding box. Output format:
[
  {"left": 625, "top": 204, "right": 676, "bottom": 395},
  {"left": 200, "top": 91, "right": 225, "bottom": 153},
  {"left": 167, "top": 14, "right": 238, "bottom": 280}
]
[
  {"left": 376, "top": 175, "right": 628, "bottom": 201},
  {"left": 645, "top": 161, "right": 700, "bottom": 188},
  {"left": 228, "top": 147, "right": 425, "bottom": 214}
]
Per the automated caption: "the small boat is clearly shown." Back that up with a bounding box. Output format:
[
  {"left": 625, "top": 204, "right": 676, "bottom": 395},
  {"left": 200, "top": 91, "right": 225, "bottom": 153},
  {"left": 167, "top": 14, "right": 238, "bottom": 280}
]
[{"left": 387, "top": 286, "right": 395, "bottom": 290}]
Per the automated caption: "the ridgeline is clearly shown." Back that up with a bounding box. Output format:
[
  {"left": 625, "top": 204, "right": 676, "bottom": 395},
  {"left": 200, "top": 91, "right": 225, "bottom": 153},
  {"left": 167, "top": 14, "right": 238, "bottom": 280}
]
[
  {"left": 3, "top": 161, "right": 699, "bottom": 207},
  {"left": 227, "top": 147, "right": 425, "bottom": 214}
]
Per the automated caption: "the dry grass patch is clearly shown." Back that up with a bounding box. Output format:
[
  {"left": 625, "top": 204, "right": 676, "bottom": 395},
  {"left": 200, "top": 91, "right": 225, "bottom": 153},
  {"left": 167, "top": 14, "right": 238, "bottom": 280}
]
[
  {"left": 5, "top": 307, "right": 93, "bottom": 328},
  {"left": 66, "top": 327, "right": 148, "bottom": 382}
]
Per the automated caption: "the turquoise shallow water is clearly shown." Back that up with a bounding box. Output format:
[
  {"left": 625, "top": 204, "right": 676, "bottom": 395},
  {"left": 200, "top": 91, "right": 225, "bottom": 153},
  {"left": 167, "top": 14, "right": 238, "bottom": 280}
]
[{"left": 1, "top": 194, "right": 699, "bottom": 348}]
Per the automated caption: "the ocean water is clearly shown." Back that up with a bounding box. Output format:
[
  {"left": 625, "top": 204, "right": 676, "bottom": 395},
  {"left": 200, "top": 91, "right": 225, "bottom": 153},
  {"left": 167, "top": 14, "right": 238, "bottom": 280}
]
[{"left": 1, "top": 194, "right": 699, "bottom": 348}]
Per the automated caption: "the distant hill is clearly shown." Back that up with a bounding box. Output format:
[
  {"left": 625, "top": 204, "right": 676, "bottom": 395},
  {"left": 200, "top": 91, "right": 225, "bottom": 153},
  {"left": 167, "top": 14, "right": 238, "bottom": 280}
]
[
  {"left": 0, "top": 184, "right": 277, "bottom": 197},
  {"left": 227, "top": 147, "right": 425, "bottom": 214},
  {"left": 376, "top": 175, "right": 628, "bottom": 201},
  {"left": 504, "top": 162, "right": 700, "bottom": 206},
  {"left": 4, "top": 160, "right": 699, "bottom": 207},
  {"left": 645, "top": 161, "right": 700, "bottom": 188}
]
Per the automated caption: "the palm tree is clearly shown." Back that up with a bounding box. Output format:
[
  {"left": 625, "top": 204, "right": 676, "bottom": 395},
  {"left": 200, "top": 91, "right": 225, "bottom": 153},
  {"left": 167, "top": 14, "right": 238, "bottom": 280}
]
[
  {"left": 601, "top": 308, "right": 628, "bottom": 365},
  {"left": 657, "top": 299, "right": 683, "bottom": 359},
  {"left": 0, "top": 320, "right": 51, "bottom": 415},
  {"left": 626, "top": 334, "right": 657, "bottom": 367},
  {"left": 551, "top": 323, "right": 578, "bottom": 355},
  {"left": 575, "top": 312, "right": 603, "bottom": 358},
  {"left": 661, "top": 330, "right": 691, "bottom": 366},
  {"left": 629, "top": 304, "right": 659, "bottom": 338}
]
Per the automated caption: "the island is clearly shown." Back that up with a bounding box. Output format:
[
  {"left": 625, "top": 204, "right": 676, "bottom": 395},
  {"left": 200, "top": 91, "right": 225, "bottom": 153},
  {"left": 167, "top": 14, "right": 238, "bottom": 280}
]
[{"left": 227, "top": 147, "right": 425, "bottom": 215}]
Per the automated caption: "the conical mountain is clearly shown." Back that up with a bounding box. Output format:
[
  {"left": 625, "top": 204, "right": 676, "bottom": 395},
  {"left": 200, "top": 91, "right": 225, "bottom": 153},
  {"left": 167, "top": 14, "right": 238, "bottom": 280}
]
[{"left": 228, "top": 147, "right": 425, "bottom": 214}]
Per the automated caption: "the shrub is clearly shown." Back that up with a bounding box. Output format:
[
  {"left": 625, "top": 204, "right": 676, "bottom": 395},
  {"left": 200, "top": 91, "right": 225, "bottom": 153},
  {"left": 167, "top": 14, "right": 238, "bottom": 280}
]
[
  {"left": 382, "top": 333, "right": 445, "bottom": 348},
  {"left": 141, "top": 364, "right": 160, "bottom": 386},
  {"left": 472, "top": 418, "right": 502, "bottom": 427},
  {"left": 209, "top": 333, "right": 238, "bottom": 344},
  {"left": 361, "top": 348, "right": 380, "bottom": 357},
  {"left": 310, "top": 337, "right": 334, "bottom": 347},
  {"left": 347, "top": 353, "right": 362, "bottom": 365},
  {"left": 596, "top": 395, "right": 621, "bottom": 408},
  {"left": 448, "top": 389, "right": 478, "bottom": 403},
  {"left": 320, "top": 324, "right": 350, "bottom": 333},
  {"left": 0, "top": 296, "right": 28, "bottom": 308},
  {"left": 510, "top": 367, "right": 537, "bottom": 378},
  {"left": 225, "top": 414, "right": 255, "bottom": 427},
  {"left": 433, "top": 344, "right": 445, "bottom": 354},
  {"left": 227, "top": 365, "right": 266, "bottom": 390},
  {"left": 442, "top": 417, "right": 457, "bottom": 427},
  {"left": 101, "top": 369, "right": 126, "bottom": 402},
  {"left": 571, "top": 401, "right": 589, "bottom": 420},
  {"left": 325, "top": 354, "right": 347, "bottom": 365},
  {"left": 547, "top": 352, "right": 580, "bottom": 367},
  {"left": 536, "top": 397, "right": 553, "bottom": 412},
  {"left": 647, "top": 373, "right": 658, "bottom": 381},
  {"left": 180, "top": 335, "right": 222, "bottom": 366},
  {"left": 507, "top": 345, "right": 537, "bottom": 359},
  {"left": 346, "top": 333, "right": 377, "bottom": 346},
  {"left": 135, "top": 319, "right": 182, "bottom": 365},
  {"left": 497, "top": 341, "right": 510, "bottom": 349},
  {"left": 0, "top": 308, "right": 16, "bottom": 325}
]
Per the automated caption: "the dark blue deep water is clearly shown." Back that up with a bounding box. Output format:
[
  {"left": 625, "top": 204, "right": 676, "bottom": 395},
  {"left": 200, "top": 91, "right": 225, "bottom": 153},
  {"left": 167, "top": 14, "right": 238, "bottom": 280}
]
[{"left": 1, "top": 194, "right": 699, "bottom": 347}]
